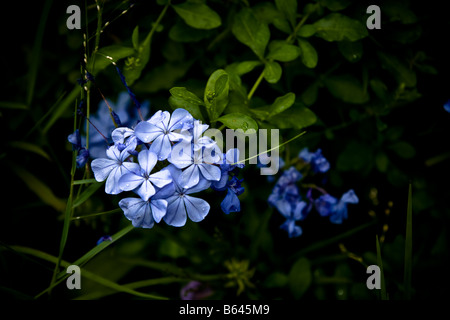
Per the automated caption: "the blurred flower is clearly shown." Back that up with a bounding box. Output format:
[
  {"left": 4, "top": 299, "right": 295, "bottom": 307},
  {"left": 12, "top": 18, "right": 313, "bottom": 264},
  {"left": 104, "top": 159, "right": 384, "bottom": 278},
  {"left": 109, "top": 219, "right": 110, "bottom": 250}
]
[
  {"left": 220, "top": 176, "right": 245, "bottom": 214},
  {"left": 180, "top": 281, "right": 213, "bottom": 300},
  {"left": 298, "top": 148, "right": 330, "bottom": 173},
  {"left": 444, "top": 99, "right": 450, "bottom": 113},
  {"left": 96, "top": 235, "right": 112, "bottom": 245},
  {"left": 314, "top": 189, "right": 359, "bottom": 224}
]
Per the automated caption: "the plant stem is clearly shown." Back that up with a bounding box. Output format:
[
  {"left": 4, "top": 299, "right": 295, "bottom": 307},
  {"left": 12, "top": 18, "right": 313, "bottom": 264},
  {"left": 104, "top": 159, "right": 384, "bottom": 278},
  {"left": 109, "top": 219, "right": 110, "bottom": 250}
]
[{"left": 247, "top": 70, "right": 265, "bottom": 101}]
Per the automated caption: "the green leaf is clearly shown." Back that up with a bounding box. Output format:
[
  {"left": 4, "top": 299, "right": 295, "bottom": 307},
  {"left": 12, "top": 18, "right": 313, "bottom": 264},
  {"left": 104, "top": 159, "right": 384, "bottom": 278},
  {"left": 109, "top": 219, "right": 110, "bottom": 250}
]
[
  {"left": 288, "top": 257, "right": 312, "bottom": 299},
  {"left": 266, "top": 40, "right": 301, "bottom": 62},
  {"left": 268, "top": 92, "right": 296, "bottom": 118},
  {"left": 336, "top": 140, "right": 373, "bottom": 172},
  {"left": 263, "top": 61, "right": 282, "bottom": 84},
  {"left": 377, "top": 52, "right": 417, "bottom": 87},
  {"left": 214, "top": 113, "right": 258, "bottom": 131},
  {"left": 325, "top": 75, "right": 370, "bottom": 104},
  {"left": 123, "top": 30, "right": 152, "bottom": 86},
  {"left": 300, "top": 82, "right": 319, "bottom": 106},
  {"left": 318, "top": 0, "right": 351, "bottom": 11},
  {"left": 168, "top": 96, "right": 204, "bottom": 122},
  {"left": 404, "top": 184, "right": 413, "bottom": 299},
  {"left": 225, "top": 61, "right": 262, "bottom": 76},
  {"left": 275, "top": 0, "right": 297, "bottom": 27},
  {"left": 388, "top": 141, "right": 416, "bottom": 159},
  {"left": 89, "top": 45, "right": 135, "bottom": 75},
  {"left": 268, "top": 103, "right": 317, "bottom": 129},
  {"left": 313, "top": 13, "right": 368, "bottom": 42},
  {"left": 375, "top": 152, "right": 389, "bottom": 173},
  {"left": 169, "top": 20, "right": 212, "bottom": 42},
  {"left": 170, "top": 87, "right": 204, "bottom": 105},
  {"left": 131, "top": 26, "right": 140, "bottom": 51},
  {"left": 204, "top": 69, "right": 230, "bottom": 120},
  {"left": 172, "top": 2, "right": 221, "bottom": 30},
  {"left": 298, "top": 38, "right": 318, "bottom": 68},
  {"left": 0, "top": 101, "right": 29, "bottom": 110},
  {"left": 297, "top": 24, "right": 316, "bottom": 38},
  {"left": 232, "top": 8, "right": 270, "bottom": 59},
  {"left": 264, "top": 272, "right": 288, "bottom": 288}
]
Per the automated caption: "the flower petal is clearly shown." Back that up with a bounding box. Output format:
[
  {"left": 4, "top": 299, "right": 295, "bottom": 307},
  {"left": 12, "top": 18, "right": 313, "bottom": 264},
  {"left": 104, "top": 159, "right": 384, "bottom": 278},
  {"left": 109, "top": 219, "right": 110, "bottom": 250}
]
[
  {"left": 184, "top": 195, "right": 210, "bottom": 222},
  {"left": 91, "top": 158, "right": 117, "bottom": 182},
  {"left": 136, "top": 179, "right": 156, "bottom": 201},
  {"left": 150, "top": 199, "right": 167, "bottom": 223},
  {"left": 149, "top": 169, "right": 172, "bottom": 188},
  {"left": 220, "top": 189, "right": 240, "bottom": 214},
  {"left": 138, "top": 149, "right": 157, "bottom": 175},
  {"left": 134, "top": 121, "right": 162, "bottom": 143},
  {"left": 119, "top": 197, "right": 154, "bottom": 228},
  {"left": 198, "top": 163, "right": 221, "bottom": 182},
  {"left": 340, "top": 189, "right": 359, "bottom": 204},
  {"left": 164, "top": 197, "right": 187, "bottom": 227},
  {"left": 111, "top": 127, "right": 134, "bottom": 144},
  {"left": 119, "top": 172, "right": 145, "bottom": 191},
  {"left": 168, "top": 108, "right": 193, "bottom": 131},
  {"left": 149, "top": 134, "right": 172, "bottom": 161},
  {"left": 178, "top": 164, "right": 200, "bottom": 189}
]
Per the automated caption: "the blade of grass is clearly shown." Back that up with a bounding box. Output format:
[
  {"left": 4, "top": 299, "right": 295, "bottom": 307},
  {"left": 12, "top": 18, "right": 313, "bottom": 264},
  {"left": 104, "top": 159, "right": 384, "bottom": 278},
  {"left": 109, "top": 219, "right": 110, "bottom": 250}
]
[
  {"left": 71, "top": 208, "right": 122, "bottom": 220},
  {"left": 72, "top": 178, "right": 98, "bottom": 185},
  {"left": 42, "top": 86, "right": 79, "bottom": 134},
  {"left": 376, "top": 235, "right": 387, "bottom": 300},
  {"left": 11, "top": 245, "right": 167, "bottom": 300},
  {"left": 37, "top": 223, "right": 135, "bottom": 298},
  {"left": 9, "top": 141, "right": 51, "bottom": 161},
  {"left": 72, "top": 181, "right": 104, "bottom": 208},
  {"left": 404, "top": 183, "right": 413, "bottom": 299}
]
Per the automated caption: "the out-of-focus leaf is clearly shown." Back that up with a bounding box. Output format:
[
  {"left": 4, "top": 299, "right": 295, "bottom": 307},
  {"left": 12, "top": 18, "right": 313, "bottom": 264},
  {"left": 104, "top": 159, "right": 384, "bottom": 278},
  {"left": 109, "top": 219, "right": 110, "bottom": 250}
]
[
  {"left": 10, "top": 164, "right": 66, "bottom": 212},
  {"left": 318, "top": 0, "right": 351, "bottom": 11},
  {"left": 268, "top": 92, "right": 296, "bottom": 118},
  {"left": 268, "top": 103, "right": 317, "bottom": 129},
  {"left": 232, "top": 8, "right": 270, "bottom": 59},
  {"left": 225, "top": 61, "right": 263, "bottom": 76},
  {"left": 275, "top": 0, "right": 297, "bottom": 27},
  {"left": 0, "top": 102, "right": 29, "bottom": 110},
  {"left": 172, "top": 2, "right": 221, "bottom": 30},
  {"left": 325, "top": 75, "right": 370, "bottom": 104},
  {"left": 337, "top": 140, "right": 374, "bottom": 172},
  {"left": 169, "top": 20, "right": 212, "bottom": 42},
  {"left": 266, "top": 40, "right": 301, "bottom": 62},
  {"left": 288, "top": 257, "right": 312, "bottom": 299},
  {"left": 297, "top": 24, "right": 316, "bottom": 38},
  {"left": 298, "top": 38, "right": 318, "bottom": 68},
  {"left": 89, "top": 45, "right": 135, "bottom": 75},
  {"left": 377, "top": 51, "right": 417, "bottom": 87},
  {"left": 388, "top": 141, "right": 416, "bottom": 159},
  {"left": 263, "top": 61, "right": 282, "bottom": 84},
  {"left": 9, "top": 141, "right": 51, "bottom": 161},
  {"left": 313, "top": 13, "right": 368, "bottom": 42}
]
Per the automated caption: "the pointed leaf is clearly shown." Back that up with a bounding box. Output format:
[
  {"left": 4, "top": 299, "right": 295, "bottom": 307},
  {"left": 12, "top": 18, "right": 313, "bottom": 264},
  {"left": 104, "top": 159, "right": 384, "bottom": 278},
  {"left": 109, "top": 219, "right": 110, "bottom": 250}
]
[
  {"left": 288, "top": 257, "right": 312, "bottom": 299},
  {"left": 313, "top": 13, "right": 368, "bottom": 42},
  {"left": 214, "top": 113, "right": 258, "bottom": 131},
  {"left": 263, "top": 61, "right": 282, "bottom": 84},
  {"left": 172, "top": 2, "right": 221, "bottom": 30},
  {"left": 268, "top": 92, "right": 296, "bottom": 118}
]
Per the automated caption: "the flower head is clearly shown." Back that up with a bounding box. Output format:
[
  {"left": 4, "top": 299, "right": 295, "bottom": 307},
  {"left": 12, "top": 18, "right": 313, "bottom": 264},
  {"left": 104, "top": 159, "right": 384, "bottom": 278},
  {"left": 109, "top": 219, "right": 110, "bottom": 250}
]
[
  {"left": 119, "top": 196, "right": 168, "bottom": 229},
  {"left": 314, "top": 189, "right": 359, "bottom": 224},
  {"left": 298, "top": 148, "right": 330, "bottom": 173}
]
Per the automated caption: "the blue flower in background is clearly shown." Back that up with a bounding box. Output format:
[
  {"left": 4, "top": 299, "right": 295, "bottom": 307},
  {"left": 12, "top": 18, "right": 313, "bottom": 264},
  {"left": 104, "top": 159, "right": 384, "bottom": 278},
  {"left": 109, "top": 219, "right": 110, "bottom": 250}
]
[
  {"left": 134, "top": 108, "right": 193, "bottom": 160},
  {"left": 156, "top": 165, "right": 211, "bottom": 227},
  {"left": 314, "top": 189, "right": 359, "bottom": 224},
  {"left": 444, "top": 99, "right": 450, "bottom": 113},
  {"left": 220, "top": 176, "right": 245, "bottom": 214},
  {"left": 87, "top": 91, "right": 150, "bottom": 159},
  {"left": 91, "top": 143, "right": 140, "bottom": 194},
  {"left": 268, "top": 167, "right": 302, "bottom": 217},
  {"left": 119, "top": 149, "right": 172, "bottom": 201},
  {"left": 298, "top": 148, "right": 330, "bottom": 173}
]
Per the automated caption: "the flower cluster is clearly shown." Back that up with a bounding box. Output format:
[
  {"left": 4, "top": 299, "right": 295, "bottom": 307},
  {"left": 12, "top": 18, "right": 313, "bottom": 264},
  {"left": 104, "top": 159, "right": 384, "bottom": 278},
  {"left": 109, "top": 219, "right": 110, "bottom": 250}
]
[
  {"left": 268, "top": 148, "right": 358, "bottom": 238},
  {"left": 87, "top": 108, "right": 244, "bottom": 229}
]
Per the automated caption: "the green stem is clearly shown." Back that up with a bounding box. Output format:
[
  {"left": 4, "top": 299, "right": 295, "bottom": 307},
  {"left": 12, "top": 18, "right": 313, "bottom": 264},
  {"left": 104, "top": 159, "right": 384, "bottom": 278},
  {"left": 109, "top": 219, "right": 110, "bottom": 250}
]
[{"left": 247, "top": 70, "right": 265, "bottom": 101}]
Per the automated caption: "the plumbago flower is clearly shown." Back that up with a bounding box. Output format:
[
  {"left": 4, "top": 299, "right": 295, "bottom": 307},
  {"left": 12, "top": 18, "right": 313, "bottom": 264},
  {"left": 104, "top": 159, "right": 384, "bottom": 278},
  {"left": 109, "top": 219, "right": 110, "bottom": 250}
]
[
  {"left": 268, "top": 149, "right": 359, "bottom": 238},
  {"left": 89, "top": 107, "right": 246, "bottom": 229}
]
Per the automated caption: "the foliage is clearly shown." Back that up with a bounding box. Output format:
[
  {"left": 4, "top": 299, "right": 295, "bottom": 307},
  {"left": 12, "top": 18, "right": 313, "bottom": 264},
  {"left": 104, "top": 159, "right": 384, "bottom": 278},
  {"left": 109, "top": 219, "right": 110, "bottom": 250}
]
[{"left": 0, "top": 0, "right": 449, "bottom": 301}]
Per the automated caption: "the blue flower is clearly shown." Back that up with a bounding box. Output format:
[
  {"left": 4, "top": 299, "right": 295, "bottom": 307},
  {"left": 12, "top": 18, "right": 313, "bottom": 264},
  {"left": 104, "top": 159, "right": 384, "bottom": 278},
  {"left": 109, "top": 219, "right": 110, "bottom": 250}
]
[
  {"left": 314, "top": 189, "right": 359, "bottom": 224},
  {"left": 156, "top": 165, "right": 211, "bottom": 227},
  {"left": 212, "top": 148, "right": 243, "bottom": 191},
  {"left": 87, "top": 92, "right": 150, "bottom": 159},
  {"left": 298, "top": 148, "right": 330, "bottom": 173},
  {"left": 444, "top": 99, "right": 450, "bottom": 113},
  {"left": 96, "top": 235, "right": 112, "bottom": 245},
  {"left": 119, "top": 196, "right": 168, "bottom": 229},
  {"left": 68, "top": 129, "right": 81, "bottom": 151},
  {"left": 76, "top": 148, "right": 90, "bottom": 168},
  {"left": 220, "top": 176, "right": 244, "bottom": 214},
  {"left": 91, "top": 143, "right": 140, "bottom": 194},
  {"left": 268, "top": 167, "right": 302, "bottom": 217},
  {"left": 134, "top": 108, "right": 193, "bottom": 160},
  {"left": 118, "top": 149, "right": 172, "bottom": 201}
]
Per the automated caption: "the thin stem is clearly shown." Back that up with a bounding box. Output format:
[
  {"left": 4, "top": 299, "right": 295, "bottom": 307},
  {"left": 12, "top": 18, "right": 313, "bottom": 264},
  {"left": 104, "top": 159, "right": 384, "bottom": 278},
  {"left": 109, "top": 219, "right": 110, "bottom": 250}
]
[{"left": 247, "top": 70, "right": 265, "bottom": 101}]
